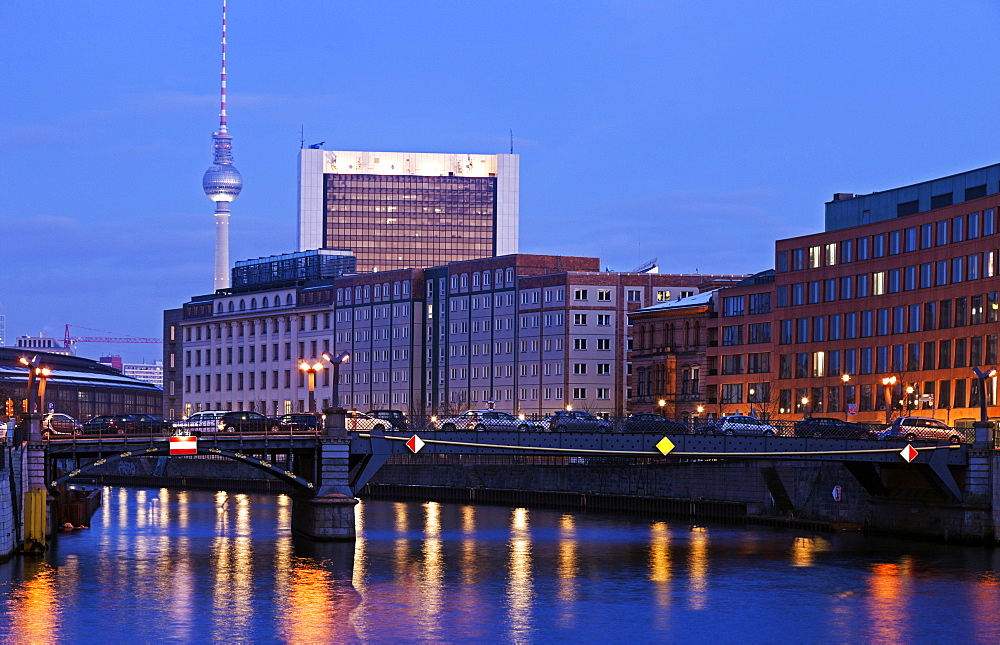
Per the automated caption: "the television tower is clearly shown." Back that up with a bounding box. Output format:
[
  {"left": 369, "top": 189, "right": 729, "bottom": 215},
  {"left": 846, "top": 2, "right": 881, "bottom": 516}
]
[{"left": 202, "top": 0, "right": 242, "bottom": 291}]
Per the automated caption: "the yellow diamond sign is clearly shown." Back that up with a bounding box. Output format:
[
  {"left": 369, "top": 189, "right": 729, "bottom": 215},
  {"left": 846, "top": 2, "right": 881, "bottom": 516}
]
[{"left": 655, "top": 437, "right": 676, "bottom": 455}]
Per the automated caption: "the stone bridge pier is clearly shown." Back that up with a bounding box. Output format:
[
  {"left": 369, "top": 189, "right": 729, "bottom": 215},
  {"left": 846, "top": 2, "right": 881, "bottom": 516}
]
[{"left": 290, "top": 409, "right": 359, "bottom": 541}]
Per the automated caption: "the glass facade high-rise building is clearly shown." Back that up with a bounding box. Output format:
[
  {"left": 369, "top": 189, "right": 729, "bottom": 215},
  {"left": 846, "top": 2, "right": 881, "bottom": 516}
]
[{"left": 298, "top": 149, "right": 518, "bottom": 273}]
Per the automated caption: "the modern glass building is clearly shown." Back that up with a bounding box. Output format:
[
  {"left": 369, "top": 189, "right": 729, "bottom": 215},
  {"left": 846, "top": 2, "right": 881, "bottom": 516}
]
[{"left": 298, "top": 149, "right": 519, "bottom": 273}]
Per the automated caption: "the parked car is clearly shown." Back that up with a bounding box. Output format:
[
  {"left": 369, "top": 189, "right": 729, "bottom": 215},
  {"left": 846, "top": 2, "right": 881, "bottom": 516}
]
[
  {"left": 623, "top": 413, "right": 689, "bottom": 433},
  {"left": 794, "top": 417, "right": 872, "bottom": 439},
  {"left": 345, "top": 411, "right": 390, "bottom": 431},
  {"left": 216, "top": 411, "right": 280, "bottom": 433},
  {"left": 276, "top": 413, "right": 323, "bottom": 431},
  {"left": 540, "top": 410, "right": 613, "bottom": 432},
  {"left": 82, "top": 414, "right": 172, "bottom": 434},
  {"left": 698, "top": 415, "right": 781, "bottom": 436},
  {"left": 435, "top": 410, "right": 537, "bottom": 431},
  {"left": 366, "top": 409, "right": 409, "bottom": 429},
  {"left": 41, "top": 413, "right": 82, "bottom": 437},
  {"left": 874, "top": 416, "right": 963, "bottom": 443},
  {"left": 173, "top": 410, "right": 228, "bottom": 434}
]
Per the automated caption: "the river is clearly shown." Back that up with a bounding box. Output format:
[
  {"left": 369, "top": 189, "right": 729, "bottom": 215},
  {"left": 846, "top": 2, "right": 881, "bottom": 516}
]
[{"left": 0, "top": 487, "right": 997, "bottom": 643}]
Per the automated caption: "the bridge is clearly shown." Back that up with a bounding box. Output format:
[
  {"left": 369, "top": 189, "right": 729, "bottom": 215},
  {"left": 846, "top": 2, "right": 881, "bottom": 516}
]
[{"left": 31, "top": 415, "right": 985, "bottom": 544}]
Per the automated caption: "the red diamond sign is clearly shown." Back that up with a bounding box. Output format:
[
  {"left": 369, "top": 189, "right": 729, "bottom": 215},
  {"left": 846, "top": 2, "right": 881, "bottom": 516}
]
[
  {"left": 899, "top": 444, "right": 919, "bottom": 463},
  {"left": 405, "top": 435, "right": 425, "bottom": 454}
]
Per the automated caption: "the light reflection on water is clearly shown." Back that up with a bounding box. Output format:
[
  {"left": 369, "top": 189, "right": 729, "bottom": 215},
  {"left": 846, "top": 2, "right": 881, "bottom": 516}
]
[{"left": 0, "top": 488, "right": 998, "bottom": 642}]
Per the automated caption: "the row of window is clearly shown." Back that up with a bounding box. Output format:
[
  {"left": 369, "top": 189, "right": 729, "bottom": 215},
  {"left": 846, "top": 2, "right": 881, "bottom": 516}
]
[
  {"left": 214, "top": 294, "right": 296, "bottom": 314},
  {"left": 780, "top": 293, "right": 1000, "bottom": 344},
  {"left": 336, "top": 281, "right": 411, "bottom": 303},
  {"left": 721, "top": 293, "right": 772, "bottom": 317},
  {"left": 779, "top": 209, "right": 996, "bottom": 271},
  {"left": 438, "top": 387, "right": 611, "bottom": 403},
  {"left": 771, "top": 379, "right": 991, "bottom": 414},
  {"left": 778, "top": 335, "right": 999, "bottom": 379},
  {"left": 183, "top": 314, "right": 331, "bottom": 342},
  {"left": 780, "top": 251, "right": 998, "bottom": 306},
  {"left": 720, "top": 323, "right": 772, "bottom": 346}
]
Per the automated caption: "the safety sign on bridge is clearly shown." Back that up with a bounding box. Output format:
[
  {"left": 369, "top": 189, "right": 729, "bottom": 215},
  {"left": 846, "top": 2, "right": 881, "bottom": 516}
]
[
  {"left": 406, "top": 435, "right": 425, "bottom": 454},
  {"left": 169, "top": 435, "right": 198, "bottom": 455}
]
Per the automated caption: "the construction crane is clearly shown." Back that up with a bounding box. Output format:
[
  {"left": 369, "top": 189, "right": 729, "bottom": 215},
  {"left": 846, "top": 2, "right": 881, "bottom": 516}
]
[{"left": 64, "top": 324, "right": 162, "bottom": 349}]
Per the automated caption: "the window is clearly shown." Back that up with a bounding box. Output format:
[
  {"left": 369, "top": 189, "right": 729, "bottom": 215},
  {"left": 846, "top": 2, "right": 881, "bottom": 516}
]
[
  {"left": 722, "top": 325, "right": 742, "bottom": 346},
  {"left": 574, "top": 313, "right": 588, "bottom": 325},
  {"left": 904, "top": 227, "right": 917, "bottom": 252},
  {"left": 808, "top": 246, "right": 822, "bottom": 268},
  {"left": 824, "top": 243, "right": 837, "bottom": 266},
  {"left": 574, "top": 338, "right": 587, "bottom": 350},
  {"left": 574, "top": 289, "right": 588, "bottom": 300},
  {"left": 598, "top": 289, "right": 611, "bottom": 301},
  {"left": 656, "top": 290, "right": 671, "bottom": 302},
  {"left": 722, "top": 296, "right": 745, "bottom": 316},
  {"left": 721, "top": 355, "right": 744, "bottom": 375},
  {"left": 573, "top": 388, "right": 586, "bottom": 399},
  {"left": 841, "top": 239, "right": 854, "bottom": 263},
  {"left": 748, "top": 323, "right": 771, "bottom": 344},
  {"left": 888, "top": 230, "right": 901, "bottom": 255},
  {"left": 597, "top": 314, "right": 611, "bottom": 326},
  {"left": 597, "top": 363, "right": 610, "bottom": 375},
  {"left": 749, "top": 293, "right": 771, "bottom": 314},
  {"left": 937, "top": 220, "right": 948, "bottom": 246},
  {"left": 573, "top": 363, "right": 587, "bottom": 375},
  {"left": 952, "top": 216, "right": 965, "bottom": 243},
  {"left": 627, "top": 290, "right": 641, "bottom": 302},
  {"left": 597, "top": 339, "right": 611, "bottom": 350}
]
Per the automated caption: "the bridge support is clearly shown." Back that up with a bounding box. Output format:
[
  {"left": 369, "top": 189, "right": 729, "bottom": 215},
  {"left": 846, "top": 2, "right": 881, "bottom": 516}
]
[{"left": 291, "top": 412, "right": 359, "bottom": 541}]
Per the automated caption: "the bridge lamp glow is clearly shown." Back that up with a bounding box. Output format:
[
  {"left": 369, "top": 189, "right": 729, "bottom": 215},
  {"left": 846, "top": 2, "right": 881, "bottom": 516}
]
[
  {"left": 517, "top": 413, "right": 525, "bottom": 421},
  {"left": 565, "top": 404, "right": 573, "bottom": 411},
  {"left": 696, "top": 405, "right": 704, "bottom": 414}
]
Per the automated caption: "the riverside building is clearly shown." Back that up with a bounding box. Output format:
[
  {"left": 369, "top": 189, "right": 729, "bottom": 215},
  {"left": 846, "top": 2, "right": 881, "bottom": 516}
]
[
  {"left": 699, "top": 163, "right": 1000, "bottom": 427},
  {"left": 165, "top": 250, "right": 741, "bottom": 419}
]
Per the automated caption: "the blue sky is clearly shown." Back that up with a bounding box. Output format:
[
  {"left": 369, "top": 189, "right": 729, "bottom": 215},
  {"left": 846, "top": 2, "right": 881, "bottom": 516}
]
[{"left": 3, "top": 1, "right": 1000, "bottom": 362}]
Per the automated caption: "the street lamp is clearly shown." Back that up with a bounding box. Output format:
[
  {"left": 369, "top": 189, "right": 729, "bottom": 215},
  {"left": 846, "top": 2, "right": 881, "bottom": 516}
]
[
  {"left": 18, "top": 356, "right": 38, "bottom": 413},
  {"left": 841, "top": 374, "right": 852, "bottom": 420},
  {"left": 298, "top": 360, "right": 325, "bottom": 412},
  {"left": 565, "top": 404, "right": 573, "bottom": 411},
  {"left": 881, "top": 375, "right": 897, "bottom": 424},
  {"left": 658, "top": 399, "right": 666, "bottom": 417},
  {"left": 748, "top": 388, "right": 756, "bottom": 419},
  {"left": 904, "top": 385, "right": 915, "bottom": 415},
  {"left": 322, "top": 351, "right": 350, "bottom": 410},
  {"left": 972, "top": 366, "right": 997, "bottom": 423},
  {"left": 36, "top": 367, "right": 51, "bottom": 416},
  {"left": 800, "top": 396, "right": 810, "bottom": 418}
]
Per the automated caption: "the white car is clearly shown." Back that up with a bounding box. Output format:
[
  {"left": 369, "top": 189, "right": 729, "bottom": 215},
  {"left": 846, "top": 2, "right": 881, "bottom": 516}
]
[
  {"left": 172, "top": 410, "right": 228, "bottom": 434},
  {"left": 344, "top": 410, "right": 390, "bottom": 431},
  {"left": 700, "top": 415, "right": 781, "bottom": 437},
  {"left": 434, "top": 410, "right": 537, "bottom": 431}
]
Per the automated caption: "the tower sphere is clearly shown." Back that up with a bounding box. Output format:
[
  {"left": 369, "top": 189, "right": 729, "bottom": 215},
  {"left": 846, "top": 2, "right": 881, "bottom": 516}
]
[{"left": 203, "top": 163, "right": 243, "bottom": 202}]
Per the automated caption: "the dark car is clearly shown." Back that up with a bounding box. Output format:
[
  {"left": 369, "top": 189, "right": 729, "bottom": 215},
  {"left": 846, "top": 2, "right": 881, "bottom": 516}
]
[
  {"left": 82, "top": 414, "right": 172, "bottom": 434},
  {"left": 277, "top": 413, "right": 322, "bottom": 431},
  {"left": 217, "top": 411, "right": 280, "bottom": 433},
  {"left": 623, "top": 413, "right": 689, "bottom": 433},
  {"left": 794, "top": 417, "right": 871, "bottom": 439},
  {"left": 366, "top": 409, "right": 409, "bottom": 429},
  {"left": 541, "top": 410, "right": 613, "bottom": 432}
]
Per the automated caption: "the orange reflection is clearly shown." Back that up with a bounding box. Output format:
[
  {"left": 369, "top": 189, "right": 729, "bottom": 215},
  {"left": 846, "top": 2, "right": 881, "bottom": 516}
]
[
  {"left": 278, "top": 561, "right": 358, "bottom": 643},
  {"left": 864, "top": 557, "right": 913, "bottom": 642},
  {"left": 507, "top": 507, "right": 533, "bottom": 638},
  {"left": 971, "top": 571, "right": 1000, "bottom": 640},
  {"left": 556, "top": 514, "right": 578, "bottom": 628},
  {"left": 9, "top": 560, "right": 59, "bottom": 643},
  {"left": 649, "top": 521, "right": 672, "bottom": 627},
  {"left": 688, "top": 527, "right": 708, "bottom": 610},
  {"left": 790, "top": 536, "right": 830, "bottom": 568}
]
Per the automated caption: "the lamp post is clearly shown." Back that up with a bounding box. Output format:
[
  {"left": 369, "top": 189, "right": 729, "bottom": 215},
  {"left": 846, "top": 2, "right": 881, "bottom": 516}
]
[
  {"left": 322, "top": 352, "right": 350, "bottom": 410},
  {"left": 904, "top": 385, "right": 915, "bottom": 415},
  {"left": 298, "top": 360, "right": 325, "bottom": 412},
  {"left": 18, "top": 356, "right": 38, "bottom": 413},
  {"left": 881, "top": 375, "right": 897, "bottom": 424},
  {"left": 800, "top": 396, "right": 810, "bottom": 418},
  {"left": 36, "top": 367, "right": 51, "bottom": 416},
  {"left": 748, "top": 388, "right": 756, "bottom": 419},
  {"left": 841, "top": 373, "right": 851, "bottom": 420},
  {"left": 658, "top": 399, "right": 666, "bottom": 417},
  {"left": 972, "top": 366, "right": 997, "bottom": 423}
]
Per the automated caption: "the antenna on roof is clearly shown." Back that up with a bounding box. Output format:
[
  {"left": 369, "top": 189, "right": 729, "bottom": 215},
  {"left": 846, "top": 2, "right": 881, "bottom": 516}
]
[
  {"left": 510, "top": 129, "right": 514, "bottom": 154},
  {"left": 299, "top": 125, "right": 304, "bottom": 149}
]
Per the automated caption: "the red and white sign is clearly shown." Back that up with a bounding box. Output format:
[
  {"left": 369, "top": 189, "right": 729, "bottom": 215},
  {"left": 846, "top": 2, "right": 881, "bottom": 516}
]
[
  {"left": 170, "top": 435, "right": 198, "bottom": 455},
  {"left": 899, "top": 444, "right": 919, "bottom": 463},
  {"left": 847, "top": 404, "right": 858, "bottom": 415},
  {"left": 405, "top": 434, "right": 425, "bottom": 454},
  {"left": 831, "top": 485, "right": 842, "bottom": 502}
]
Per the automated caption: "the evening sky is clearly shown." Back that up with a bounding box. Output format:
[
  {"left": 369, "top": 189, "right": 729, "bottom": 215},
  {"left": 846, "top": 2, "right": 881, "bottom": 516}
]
[{"left": 2, "top": 1, "right": 998, "bottom": 362}]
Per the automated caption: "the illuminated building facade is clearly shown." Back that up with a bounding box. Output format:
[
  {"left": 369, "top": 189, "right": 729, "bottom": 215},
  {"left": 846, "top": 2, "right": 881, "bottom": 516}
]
[
  {"left": 298, "top": 149, "right": 519, "bottom": 272},
  {"left": 703, "top": 163, "right": 1000, "bottom": 427},
  {"left": 166, "top": 250, "right": 738, "bottom": 419}
]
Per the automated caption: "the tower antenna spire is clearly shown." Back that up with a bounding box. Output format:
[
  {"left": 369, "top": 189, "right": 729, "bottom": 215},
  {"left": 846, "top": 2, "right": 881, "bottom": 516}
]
[
  {"left": 203, "top": 0, "right": 242, "bottom": 291},
  {"left": 219, "top": 0, "right": 229, "bottom": 133}
]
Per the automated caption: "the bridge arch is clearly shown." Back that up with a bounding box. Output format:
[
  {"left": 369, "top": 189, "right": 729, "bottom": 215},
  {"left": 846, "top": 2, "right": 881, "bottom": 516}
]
[{"left": 48, "top": 446, "right": 316, "bottom": 494}]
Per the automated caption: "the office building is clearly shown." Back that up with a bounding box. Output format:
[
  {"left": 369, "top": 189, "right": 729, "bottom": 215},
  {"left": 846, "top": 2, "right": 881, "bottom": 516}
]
[
  {"left": 165, "top": 250, "right": 740, "bottom": 419},
  {"left": 298, "top": 148, "right": 519, "bottom": 272},
  {"left": 700, "top": 163, "right": 1000, "bottom": 427}
]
